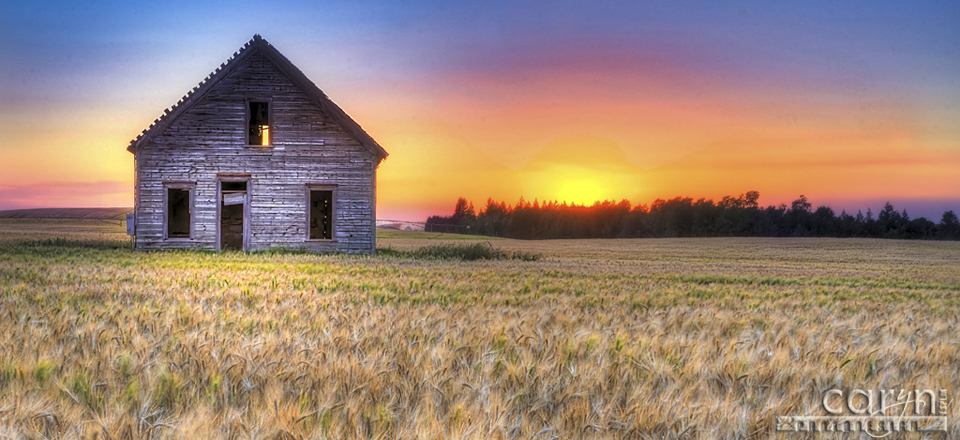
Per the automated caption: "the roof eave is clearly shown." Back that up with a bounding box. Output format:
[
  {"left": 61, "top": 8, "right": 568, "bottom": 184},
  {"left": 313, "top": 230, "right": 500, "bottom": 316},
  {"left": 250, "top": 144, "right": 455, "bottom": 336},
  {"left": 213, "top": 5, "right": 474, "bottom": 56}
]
[{"left": 126, "top": 36, "right": 265, "bottom": 154}]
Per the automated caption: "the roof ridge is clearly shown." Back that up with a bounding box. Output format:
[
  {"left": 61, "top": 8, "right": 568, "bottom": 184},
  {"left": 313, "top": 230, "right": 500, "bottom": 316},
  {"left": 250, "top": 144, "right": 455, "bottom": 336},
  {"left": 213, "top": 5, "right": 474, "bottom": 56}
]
[{"left": 128, "top": 35, "right": 267, "bottom": 149}]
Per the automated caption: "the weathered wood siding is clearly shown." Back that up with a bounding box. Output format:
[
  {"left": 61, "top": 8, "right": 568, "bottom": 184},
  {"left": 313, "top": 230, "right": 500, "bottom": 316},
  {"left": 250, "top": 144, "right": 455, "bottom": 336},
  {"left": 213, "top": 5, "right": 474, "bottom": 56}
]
[{"left": 134, "top": 52, "right": 377, "bottom": 253}]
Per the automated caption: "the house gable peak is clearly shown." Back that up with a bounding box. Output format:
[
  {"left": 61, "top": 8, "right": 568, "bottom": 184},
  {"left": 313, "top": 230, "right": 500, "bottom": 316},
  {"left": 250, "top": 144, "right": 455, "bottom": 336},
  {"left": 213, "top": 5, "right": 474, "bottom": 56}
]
[{"left": 126, "top": 35, "right": 387, "bottom": 163}]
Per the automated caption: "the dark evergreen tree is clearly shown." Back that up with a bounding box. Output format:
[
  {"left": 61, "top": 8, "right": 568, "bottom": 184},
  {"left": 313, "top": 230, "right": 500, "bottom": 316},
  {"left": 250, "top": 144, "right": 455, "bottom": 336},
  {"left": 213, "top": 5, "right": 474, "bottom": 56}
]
[
  {"left": 440, "top": 192, "right": 957, "bottom": 241},
  {"left": 939, "top": 211, "right": 960, "bottom": 240}
]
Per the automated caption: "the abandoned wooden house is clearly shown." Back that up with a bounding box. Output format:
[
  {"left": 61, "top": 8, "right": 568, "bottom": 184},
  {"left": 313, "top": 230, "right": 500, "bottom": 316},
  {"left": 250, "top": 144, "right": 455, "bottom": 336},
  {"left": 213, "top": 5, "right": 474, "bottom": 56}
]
[{"left": 127, "top": 35, "right": 387, "bottom": 252}]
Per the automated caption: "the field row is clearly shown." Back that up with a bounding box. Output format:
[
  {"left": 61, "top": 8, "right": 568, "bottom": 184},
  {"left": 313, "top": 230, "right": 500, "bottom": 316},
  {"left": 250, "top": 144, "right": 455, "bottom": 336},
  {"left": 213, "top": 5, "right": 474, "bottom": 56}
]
[{"left": 0, "top": 223, "right": 958, "bottom": 439}]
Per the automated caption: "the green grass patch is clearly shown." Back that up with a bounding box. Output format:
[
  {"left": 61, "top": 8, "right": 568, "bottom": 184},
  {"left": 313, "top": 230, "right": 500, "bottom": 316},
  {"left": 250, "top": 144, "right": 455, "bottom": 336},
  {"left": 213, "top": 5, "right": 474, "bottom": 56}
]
[
  {"left": 0, "top": 237, "right": 130, "bottom": 251},
  {"left": 379, "top": 242, "right": 540, "bottom": 261}
]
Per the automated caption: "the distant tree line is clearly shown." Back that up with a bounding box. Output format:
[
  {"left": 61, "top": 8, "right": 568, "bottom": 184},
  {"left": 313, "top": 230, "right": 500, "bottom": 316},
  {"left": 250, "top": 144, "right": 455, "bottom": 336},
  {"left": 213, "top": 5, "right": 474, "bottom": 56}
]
[{"left": 426, "top": 192, "right": 960, "bottom": 240}]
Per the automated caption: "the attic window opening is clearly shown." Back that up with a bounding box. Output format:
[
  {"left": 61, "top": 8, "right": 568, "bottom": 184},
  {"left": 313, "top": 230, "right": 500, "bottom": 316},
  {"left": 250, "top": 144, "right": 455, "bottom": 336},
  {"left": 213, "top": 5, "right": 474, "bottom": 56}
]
[{"left": 248, "top": 101, "right": 270, "bottom": 145}]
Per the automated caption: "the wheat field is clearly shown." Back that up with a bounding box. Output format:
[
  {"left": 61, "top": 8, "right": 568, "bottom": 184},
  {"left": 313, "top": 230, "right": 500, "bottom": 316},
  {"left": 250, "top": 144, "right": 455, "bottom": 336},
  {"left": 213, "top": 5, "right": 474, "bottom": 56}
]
[{"left": 0, "top": 220, "right": 958, "bottom": 439}]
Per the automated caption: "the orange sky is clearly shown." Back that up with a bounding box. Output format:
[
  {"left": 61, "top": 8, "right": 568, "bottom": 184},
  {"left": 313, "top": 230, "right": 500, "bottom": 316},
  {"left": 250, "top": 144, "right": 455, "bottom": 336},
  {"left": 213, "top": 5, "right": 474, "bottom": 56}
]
[
  {"left": 359, "top": 49, "right": 960, "bottom": 219},
  {"left": 2, "top": 2, "right": 959, "bottom": 220}
]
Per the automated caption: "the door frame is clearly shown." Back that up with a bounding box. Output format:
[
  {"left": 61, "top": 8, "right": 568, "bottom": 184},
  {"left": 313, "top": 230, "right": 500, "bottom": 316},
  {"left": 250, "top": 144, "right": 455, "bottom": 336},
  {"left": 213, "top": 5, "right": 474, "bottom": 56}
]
[{"left": 216, "top": 174, "right": 251, "bottom": 251}]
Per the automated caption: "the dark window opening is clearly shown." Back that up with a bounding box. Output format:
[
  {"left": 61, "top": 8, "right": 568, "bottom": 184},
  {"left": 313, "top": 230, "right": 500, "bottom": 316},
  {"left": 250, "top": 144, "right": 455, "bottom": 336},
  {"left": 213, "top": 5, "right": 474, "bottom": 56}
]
[
  {"left": 309, "top": 190, "right": 333, "bottom": 240},
  {"left": 222, "top": 181, "right": 247, "bottom": 191},
  {"left": 248, "top": 101, "right": 269, "bottom": 145},
  {"left": 167, "top": 188, "right": 190, "bottom": 238}
]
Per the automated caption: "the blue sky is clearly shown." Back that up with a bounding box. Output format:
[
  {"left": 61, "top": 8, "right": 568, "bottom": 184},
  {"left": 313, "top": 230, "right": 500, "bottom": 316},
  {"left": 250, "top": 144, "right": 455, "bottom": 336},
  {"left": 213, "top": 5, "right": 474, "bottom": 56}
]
[{"left": 1, "top": 0, "right": 958, "bottom": 219}]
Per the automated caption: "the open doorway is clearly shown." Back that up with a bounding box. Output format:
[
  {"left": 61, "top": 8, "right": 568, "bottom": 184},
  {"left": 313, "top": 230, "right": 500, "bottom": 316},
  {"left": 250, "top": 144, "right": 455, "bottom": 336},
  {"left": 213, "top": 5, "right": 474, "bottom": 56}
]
[{"left": 220, "top": 181, "right": 247, "bottom": 250}]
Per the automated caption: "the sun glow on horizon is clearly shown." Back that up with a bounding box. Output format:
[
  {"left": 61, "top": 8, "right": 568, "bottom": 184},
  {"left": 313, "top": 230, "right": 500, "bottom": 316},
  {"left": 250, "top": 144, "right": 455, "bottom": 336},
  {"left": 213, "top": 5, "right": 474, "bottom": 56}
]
[
  {"left": 554, "top": 178, "right": 606, "bottom": 206},
  {"left": 524, "top": 164, "right": 642, "bottom": 206}
]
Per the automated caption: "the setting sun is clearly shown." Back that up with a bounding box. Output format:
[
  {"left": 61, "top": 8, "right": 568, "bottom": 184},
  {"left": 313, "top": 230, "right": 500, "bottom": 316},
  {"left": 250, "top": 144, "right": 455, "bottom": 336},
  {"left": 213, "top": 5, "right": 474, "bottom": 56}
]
[
  {"left": 528, "top": 165, "right": 637, "bottom": 206},
  {"left": 553, "top": 176, "right": 607, "bottom": 206}
]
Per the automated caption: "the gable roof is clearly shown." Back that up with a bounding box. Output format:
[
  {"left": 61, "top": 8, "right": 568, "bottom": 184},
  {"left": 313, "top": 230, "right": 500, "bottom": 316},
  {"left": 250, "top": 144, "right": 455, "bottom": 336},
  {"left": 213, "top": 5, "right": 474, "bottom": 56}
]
[{"left": 127, "top": 35, "right": 388, "bottom": 163}]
